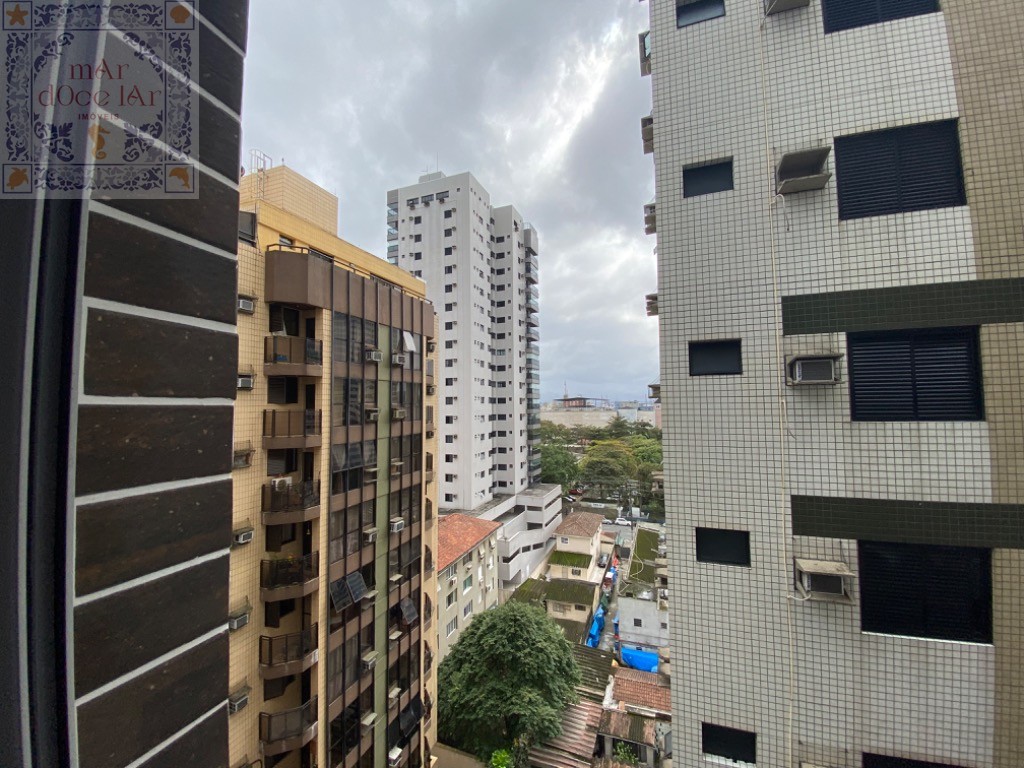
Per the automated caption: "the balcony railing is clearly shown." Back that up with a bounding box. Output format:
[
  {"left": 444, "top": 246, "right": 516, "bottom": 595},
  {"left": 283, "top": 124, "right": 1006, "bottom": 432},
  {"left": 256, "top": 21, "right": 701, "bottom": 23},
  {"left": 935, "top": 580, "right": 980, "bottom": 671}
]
[
  {"left": 259, "top": 624, "right": 318, "bottom": 678},
  {"left": 262, "top": 479, "right": 321, "bottom": 525},
  {"left": 262, "top": 409, "right": 322, "bottom": 449},
  {"left": 260, "top": 697, "right": 318, "bottom": 756},
  {"left": 265, "top": 335, "right": 323, "bottom": 369},
  {"left": 260, "top": 552, "right": 319, "bottom": 600}
]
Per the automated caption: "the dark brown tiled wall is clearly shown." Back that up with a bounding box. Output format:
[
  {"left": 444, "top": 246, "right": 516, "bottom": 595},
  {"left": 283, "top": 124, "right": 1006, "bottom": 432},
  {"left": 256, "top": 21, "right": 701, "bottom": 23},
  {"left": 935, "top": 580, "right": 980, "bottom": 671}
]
[{"left": 781, "top": 278, "right": 1024, "bottom": 336}]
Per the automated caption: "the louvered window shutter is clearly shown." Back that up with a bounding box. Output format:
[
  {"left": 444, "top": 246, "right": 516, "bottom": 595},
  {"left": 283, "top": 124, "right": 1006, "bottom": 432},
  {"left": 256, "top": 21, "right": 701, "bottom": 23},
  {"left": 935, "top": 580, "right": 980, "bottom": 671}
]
[{"left": 848, "top": 334, "right": 914, "bottom": 420}]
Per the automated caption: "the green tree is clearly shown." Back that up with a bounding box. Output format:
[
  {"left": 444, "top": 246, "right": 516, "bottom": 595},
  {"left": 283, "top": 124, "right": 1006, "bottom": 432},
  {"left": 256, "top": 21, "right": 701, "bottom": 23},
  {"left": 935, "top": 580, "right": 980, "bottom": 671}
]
[
  {"left": 624, "top": 435, "right": 662, "bottom": 466},
  {"left": 438, "top": 601, "right": 581, "bottom": 760},
  {"left": 579, "top": 440, "right": 637, "bottom": 499},
  {"left": 540, "top": 443, "right": 579, "bottom": 488},
  {"left": 605, "top": 415, "right": 633, "bottom": 439},
  {"left": 539, "top": 420, "right": 573, "bottom": 445},
  {"left": 614, "top": 742, "right": 640, "bottom": 766}
]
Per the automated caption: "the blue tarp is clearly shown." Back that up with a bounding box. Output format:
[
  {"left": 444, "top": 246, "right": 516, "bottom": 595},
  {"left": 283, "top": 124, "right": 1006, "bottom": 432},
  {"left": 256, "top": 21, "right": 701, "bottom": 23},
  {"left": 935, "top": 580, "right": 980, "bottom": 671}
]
[
  {"left": 586, "top": 606, "right": 606, "bottom": 647},
  {"left": 620, "top": 647, "right": 659, "bottom": 673}
]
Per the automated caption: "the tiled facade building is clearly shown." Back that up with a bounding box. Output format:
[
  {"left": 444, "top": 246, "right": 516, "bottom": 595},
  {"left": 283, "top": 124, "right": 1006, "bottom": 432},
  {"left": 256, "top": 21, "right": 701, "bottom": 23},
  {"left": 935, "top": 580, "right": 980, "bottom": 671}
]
[
  {"left": 435, "top": 514, "right": 501, "bottom": 660},
  {"left": 230, "top": 165, "right": 439, "bottom": 768},
  {"left": 641, "top": 0, "right": 1023, "bottom": 767}
]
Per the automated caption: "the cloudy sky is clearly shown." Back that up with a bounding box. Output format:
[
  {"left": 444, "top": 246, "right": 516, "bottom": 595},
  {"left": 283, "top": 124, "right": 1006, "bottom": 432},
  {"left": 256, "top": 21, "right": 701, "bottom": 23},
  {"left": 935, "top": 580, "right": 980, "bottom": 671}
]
[{"left": 241, "top": 0, "right": 656, "bottom": 403}]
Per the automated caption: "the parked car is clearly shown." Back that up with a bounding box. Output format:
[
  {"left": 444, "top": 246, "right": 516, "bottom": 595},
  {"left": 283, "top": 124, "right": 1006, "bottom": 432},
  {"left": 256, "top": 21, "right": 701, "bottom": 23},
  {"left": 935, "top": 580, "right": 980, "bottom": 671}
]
[
  {"left": 598, "top": 554, "right": 609, "bottom": 568},
  {"left": 613, "top": 517, "right": 632, "bottom": 527}
]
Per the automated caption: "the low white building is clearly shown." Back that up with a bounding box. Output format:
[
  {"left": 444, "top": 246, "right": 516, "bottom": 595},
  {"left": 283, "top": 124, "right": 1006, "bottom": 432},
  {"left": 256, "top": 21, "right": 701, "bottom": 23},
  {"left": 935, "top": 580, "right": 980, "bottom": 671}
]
[
  {"left": 617, "top": 525, "right": 669, "bottom": 653},
  {"left": 436, "top": 514, "right": 501, "bottom": 660}
]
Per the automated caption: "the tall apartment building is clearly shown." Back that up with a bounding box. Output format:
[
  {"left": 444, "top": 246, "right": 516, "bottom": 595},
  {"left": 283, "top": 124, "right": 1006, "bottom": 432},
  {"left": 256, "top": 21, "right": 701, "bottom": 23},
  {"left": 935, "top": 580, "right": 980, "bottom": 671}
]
[
  {"left": 231, "top": 165, "right": 438, "bottom": 768},
  {"left": 642, "top": 1, "right": 1022, "bottom": 768},
  {"left": 386, "top": 173, "right": 560, "bottom": 593}
]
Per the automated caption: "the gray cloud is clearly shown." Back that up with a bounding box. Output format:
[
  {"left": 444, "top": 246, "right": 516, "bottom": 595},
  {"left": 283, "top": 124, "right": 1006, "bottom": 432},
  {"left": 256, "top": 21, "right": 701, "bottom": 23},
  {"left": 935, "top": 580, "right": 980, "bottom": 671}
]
[{"left": 242, "top": 0, "right": 656, "bottom": 401}]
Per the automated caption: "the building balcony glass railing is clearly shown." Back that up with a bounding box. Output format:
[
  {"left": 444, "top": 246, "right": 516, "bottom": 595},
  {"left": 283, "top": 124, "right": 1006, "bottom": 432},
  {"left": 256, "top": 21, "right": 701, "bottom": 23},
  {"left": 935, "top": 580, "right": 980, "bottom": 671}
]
[
  {"left": 264, "top": 335, "right": 323, "bottom": 375},
  {"left": 262, "top": 409, "right": 322, "bottom": 449},
  {"left": 260, "top": 697, "right": 318, "bottom": 756},
  {"left": 262, "top": 479, "right": 321, "bottom": 525},
  {"left": 526, "top": 297, "right": 539, "bottom": 313},
  {"left": 260, "top": 552, "right": 319, "bottom": 601},
  {"left": 259, "top": 624, "right": 319, "bottom": 679}
]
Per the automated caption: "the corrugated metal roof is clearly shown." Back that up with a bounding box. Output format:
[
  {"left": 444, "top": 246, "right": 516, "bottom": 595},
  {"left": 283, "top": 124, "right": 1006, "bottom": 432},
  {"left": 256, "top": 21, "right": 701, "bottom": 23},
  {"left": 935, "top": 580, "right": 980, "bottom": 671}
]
[{"left": 528, "top": 699, "right": 603, "bottom": 768}]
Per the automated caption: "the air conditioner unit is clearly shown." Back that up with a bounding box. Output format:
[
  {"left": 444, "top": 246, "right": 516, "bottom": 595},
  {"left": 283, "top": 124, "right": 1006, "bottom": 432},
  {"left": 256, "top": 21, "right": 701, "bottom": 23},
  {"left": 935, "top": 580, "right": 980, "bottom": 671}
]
[
  {"left": 363, "top": 529, "right": 378, "bottom": 545},
  {"left": 227, "top": 610, "right": 250, "bottom": 631},
  {"left": 464, "top": 562, "right": 472, "bottom": 572},
  {"left": 392, "top": 407, "right": 407, "bottom": 420},
  {"left": 485, "top": 584, "right": 493, "bottom": 592},
  {"left": 388, "top": 686, "right": 401, "bottom": 702},
  {"left": 388, "top": 747, "right": 404, "bottom": 767},
  {"left": 794, "top": 558, "right": 854, "bottom": 603},
  {"left": 391, "top": 353, "right": 407, "bottom": 367},
  {"left": 363, "top": 467, "right": 379, "bottom": 484},
  {"left": 366, "top": 408, "right": 380, "bottom": 422},
  {"left": 227, "top": 690, "right": 249, "bottom": 714},
  {"left": 426, "top": 384, "right": 436, "bottom": 395},
  {"left": 360, "top": 712, "right": 378, "bottom": 733},
  {"left": 237, "top": 374, "right": 254, "bottom": 390},
  {"left": 390, "top": 519, "right": 405, "bottom": 534},
  {"left": 361, "top": 650, "right": 378, "bottom": 673},
  {"left": 389, "top": 629, "right": 403, "bottom": 642},
  {"left": 389, "top": 573, "right": 403, "bottom": 586},
  {"left": 427, "top": 341, "right": 436, "bottom": 353},
  {"left": 787, "top": 355, "right": 841, "bottom": 385},
  {"left": 448, "top": 578, "right": 456, "bottom": 588},
  {"left": 233, "top": 527, "right": 254, "bottom": 546},
  {"left": 362, "top": 589, "right": 378, "bottom": 603},
  {"left": 365, "top": 349, "right": 384, "bottom": 363},
  {"left": 237, "top": 297, "right": 255, "bottom": 314},
  {"left": 270, "top": 477, "right": 292, "bottom": 492}
]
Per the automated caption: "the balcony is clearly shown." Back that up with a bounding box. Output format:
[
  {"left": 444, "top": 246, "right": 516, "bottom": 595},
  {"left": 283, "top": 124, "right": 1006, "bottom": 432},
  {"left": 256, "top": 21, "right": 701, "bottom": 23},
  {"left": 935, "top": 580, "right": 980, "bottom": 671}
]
[
  {"left": 638, "top": 31, "right": 651, "bottom": 77},
  {"left": 262, "top": 479, "right": 321, "bottom": 526},
  {"left": 259, "top": 624, "right": 319, "bottom": 679},
  {"left": 260, "top": 697, "right": 318, "bottom": 757},
  {"left": 526, "top": 297, "right": 539, "bottom": 313},
  {"left": 262, "top": 409, "right": 322, "bottom": 449},
  {"left": 264, "top": 335, "right": 323, "bottom": 377},
  {"left": 646, "top": 293, "right": 659, "bottom": 317},
  {"left": 526, "top": 312, "right": 538, "bottom": 328},
  {"left": 641, "top": 114, "right": 653, "bottom": 155},
  {"left": 526, "top": 328, "right": 539, "bottom": 343},
  {"left": 644, "top": 200, "right": 656, "bottom": 235},
  {"left": 261, "top": 552, "right": 319, "bottom": 601},
  {"left": 265, "top": 246, "right": 332, "bottom": 309}
]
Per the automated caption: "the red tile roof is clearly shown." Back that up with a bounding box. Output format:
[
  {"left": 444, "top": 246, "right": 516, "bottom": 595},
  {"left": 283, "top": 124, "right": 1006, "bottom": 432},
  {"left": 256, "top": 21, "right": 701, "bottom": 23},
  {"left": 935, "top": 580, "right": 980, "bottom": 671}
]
[
  {"left": 555, "top": 511, "right": 604, "bottom": 538},
  {"left": 437, "top": 514, "right": 501, "bottom": 571},
  {"left": 613, "top": 667, "right": 671, "bottom": 714}
]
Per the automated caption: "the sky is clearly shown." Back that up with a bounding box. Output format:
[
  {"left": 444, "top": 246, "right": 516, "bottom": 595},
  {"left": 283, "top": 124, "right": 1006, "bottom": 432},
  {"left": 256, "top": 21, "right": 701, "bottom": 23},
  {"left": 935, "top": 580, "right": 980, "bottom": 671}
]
[{"left": 241, "top": 0, "right": 657, "bottom": 404}]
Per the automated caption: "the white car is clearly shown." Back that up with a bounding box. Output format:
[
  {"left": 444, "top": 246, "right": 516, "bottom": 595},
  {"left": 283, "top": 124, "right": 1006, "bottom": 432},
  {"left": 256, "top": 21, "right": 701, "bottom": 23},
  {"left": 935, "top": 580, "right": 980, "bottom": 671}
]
[{"left": 613, "top": 517, "right": 632, "bottom": 526}]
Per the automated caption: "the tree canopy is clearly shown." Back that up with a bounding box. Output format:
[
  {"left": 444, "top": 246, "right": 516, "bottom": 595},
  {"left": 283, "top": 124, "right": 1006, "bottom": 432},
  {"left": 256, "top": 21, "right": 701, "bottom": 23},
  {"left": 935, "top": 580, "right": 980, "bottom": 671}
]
[
  {"left": 540, "top": 443, "right": 579, "bottom": 489},
  {"left": 437, "top": 600, "right": 581, "bottom": 759},
  {"left": 578, "top": 440, "right": 638, "bottom": 498}
]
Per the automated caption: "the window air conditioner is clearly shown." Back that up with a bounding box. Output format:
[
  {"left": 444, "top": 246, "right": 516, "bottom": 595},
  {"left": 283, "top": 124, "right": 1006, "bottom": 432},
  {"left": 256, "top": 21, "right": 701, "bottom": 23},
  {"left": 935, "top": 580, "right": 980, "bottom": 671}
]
[
  {"left": 787, "top": 355, "right": 841, "bottom": 385},
  {"left": 237, "top": 297, "right": 255, "bottom": 314},
  {"left": 448, "top": 578, "right": 456, "bottom": 588},
  {"left": 361, "top": 650, "right": 378, "bottom": 673},
  {"left": 366, "top": 407, "right": 380, "bottom": 422},
  {"left": 390, "top": 519, "right": 405, "bottom": 534},
  {"left": 227, "top": 610, "right": 250, "bottom": 631},
  {"left": 360, "top": 712, "right": 378, "bottom": 732},
  {"left": 392, "top": 352, "right": 407, "bottom": 367},
  {"left": 237, "top": 374, "right": 254, "bottom": 390},
  {"left": 388, "top": 686, "right": 401, "bottom": 702},
  {"left": 388, "top": 747, "right": 404, "bottom": 767},
  {"left": 270, "top": 477, "right": 293, "bottom": 492},
  {"left": 389, "top": 573, "right": 403, "bottom": 586},
  {"left": 364, "top": 529, "right": 377, "bottom": 545},
  {"left": 427, "top": 341, "right": 437, "bottom": 353},
  {"left": 232, "top": 528, "right": 254, "bottom": 546},
  {"left": 227, "top": 690, "right": 249, "bottom": 714},
  {"left": 426, "top": 384, "right": 436, "bottom": 395},
  {"left": 365, "top": 349, "right": 384, "bottom": 363},
  {"left": 794, "top": 558, "right": 854, "bottom": 603}
]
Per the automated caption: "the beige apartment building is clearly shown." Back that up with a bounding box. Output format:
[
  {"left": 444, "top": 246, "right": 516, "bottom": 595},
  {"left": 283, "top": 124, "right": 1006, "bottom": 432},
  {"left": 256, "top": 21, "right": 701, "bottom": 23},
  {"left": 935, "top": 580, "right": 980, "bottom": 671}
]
[
  {"left": 228, "top": 164, "right": 438, "bottom": 768},
  {"left": 435, "top": 514, "right": 501, "bottom": 660}
]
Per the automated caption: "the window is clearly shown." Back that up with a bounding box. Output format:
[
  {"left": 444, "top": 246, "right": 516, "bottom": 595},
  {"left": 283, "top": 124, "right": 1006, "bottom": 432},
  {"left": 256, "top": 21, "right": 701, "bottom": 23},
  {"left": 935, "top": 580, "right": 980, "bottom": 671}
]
[
  {"left": 560, "top": 537, "right": 569, "bottom": 544},
  {"left": 413, "top": 215, "right": 421, "bottom": 224},
  {"left": 696, "top": 528, "right": 751, "bottom": 566},
  {"left": 444, "top": 209, "right": 453, "bottom": 219},
  {"left": 633, "top": 618, "right": 642, "bottom": 627},
  {"left": 444, "top": 247, "right": 453, "bottom": 255},
  {"left": 446, "top": 591, "right": 455, "bottom": 608},
  {"left": 683, "top": 160, "right": 733, "bottom": 197},
  {"left": 702, "top": 723, "right": 756, "bottom": 765},
  {"left": 689, "top": 340, "right": 742, "bottom": 375},
  {"left": 444, "top": 228, "right": 453, "bottom": 237},
  {"left": 677, "top": 0, "right": 725, "bottom": 28},
  {"left": 446, "top": 618, "right": 458, "bottom": 637},
  {"left": 847, "top": 327, "right": 982, "bottom": 421},
  {"left": 413, "top": 234, "right": 422, "bottom": 242},
  {"left": 571, "top": 568, "right": 582, "bottom": 577},
  {"left": 835, "top": 120, "right": 965, "bottom": 220},
  {"left": 859, "top": 540, "right": 991, "bottom": 643},
  {"left": 462, "top": 575, "right": 472, "bottom": 593},
  {"left": 823, "top": 0, "right": 938, "bottom": 35},
  {"left": 463, "top": 602, "right": 473, "bottom": 618},
  {"left": 267, "top": 376, "right": 298, "bottom": 404}
]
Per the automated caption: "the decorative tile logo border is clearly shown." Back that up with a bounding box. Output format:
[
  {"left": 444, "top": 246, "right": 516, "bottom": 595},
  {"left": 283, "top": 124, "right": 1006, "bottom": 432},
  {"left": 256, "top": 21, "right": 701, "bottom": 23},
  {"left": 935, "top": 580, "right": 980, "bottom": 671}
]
[{"left": 2, "top": 1, "right": 197, "bottom": 197}]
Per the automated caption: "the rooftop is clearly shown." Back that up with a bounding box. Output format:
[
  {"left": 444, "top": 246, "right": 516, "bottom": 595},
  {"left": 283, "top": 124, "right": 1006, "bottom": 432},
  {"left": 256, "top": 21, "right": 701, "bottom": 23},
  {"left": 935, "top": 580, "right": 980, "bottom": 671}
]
[
  {"left": 528, "top": 699, "right": 604, "bottom": 768},
  {"left": 597, "top": 709, "right": 657, "bottom": 747},
  {"left": 613, "top": 667, "right": 671, "bottom": 714},
  {"left": 437, "top": 514, "right": 500, "bottom": 571},
  {"left": 553, "top": 618, "right": 588, "bottom": 645},
  {"left": 509, "top": 578, "right": 548, "bottom": 605},
  {"left": 548, "top": 551, "right": 593, "bottom": 569},
  {"left": 572, "top": 645, "right": 616, "bottom": 703},
  {"left": 628, "top": 527, "right": 661, "bottom": 585},
  {"left": 555, "top": 511, "right": 605, "bottom": 539},
  {"left": 546, "top": 579, "right": 599, "bottom": 606}
]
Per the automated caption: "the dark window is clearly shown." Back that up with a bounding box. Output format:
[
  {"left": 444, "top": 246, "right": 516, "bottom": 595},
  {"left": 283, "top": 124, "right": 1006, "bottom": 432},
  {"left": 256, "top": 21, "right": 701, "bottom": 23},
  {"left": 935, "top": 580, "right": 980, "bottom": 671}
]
[
  {"left": 677, "top": 0, "right": 725, "bottom": 28},
  {"left": 859, "top": 540, "right": 991, "bottom": 643},
  {"left": 823, "top": 0, "right": 938, "bottom": 34},
  {"left": 238, "top": 211, "right": 256, "bottom": 243},
  {"left": 702, "top": 723, "right": 756, "bottom": 765},
  {"left": 263, "top": 675, "right": 293, "bottom": 701},
  {"left": 835, "top": 120, "right": 964, "bottom": 219},
  {"left": 683, "top": 160, "right": 733, "bottom": 197},
  {"left": 269, "top": 304, "right": 300, "bottom": 336},
  {"left": 696, "top": 528, "right": 751, "bottom": 567},
  {"left": 689, "top": 340, "right": 742, "bottom": 375},
  {"left": 267, "top": 376, "right": 298, "bottom": 405},
  {"left": 848, "top": 327, "right": 982, "bottom": 421},
  {"left": 863, "top": 754, "right": 965, "bottom": 768}
]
